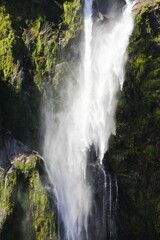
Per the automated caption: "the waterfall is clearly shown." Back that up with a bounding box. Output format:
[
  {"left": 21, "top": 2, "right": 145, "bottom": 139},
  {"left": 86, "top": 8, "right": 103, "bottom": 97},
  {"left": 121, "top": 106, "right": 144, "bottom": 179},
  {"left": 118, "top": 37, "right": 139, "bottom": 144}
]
[{"left": 43, "top": 0, "right": 134, "bottom": 239}]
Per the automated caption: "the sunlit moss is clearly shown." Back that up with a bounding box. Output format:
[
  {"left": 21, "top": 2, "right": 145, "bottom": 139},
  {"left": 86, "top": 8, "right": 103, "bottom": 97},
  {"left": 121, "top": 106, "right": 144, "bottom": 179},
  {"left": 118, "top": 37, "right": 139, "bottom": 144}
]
[
  {"left": 0, "top": 155, "right": 56, "bottom": 239},
  {"left": 0, "top": 170, "right": 17, "bottom": 229},
  {"left": 13, "top": 155, "right": 37, "bottom": 174},
  {"left": 61, "top": 0, "right": 83, "bottom": 45},
  {"left": 29, "top": 171, "right": 56, "bottom": 240},
  {"left": 0, "top": 5, "right": 15, "bottom": 81}
]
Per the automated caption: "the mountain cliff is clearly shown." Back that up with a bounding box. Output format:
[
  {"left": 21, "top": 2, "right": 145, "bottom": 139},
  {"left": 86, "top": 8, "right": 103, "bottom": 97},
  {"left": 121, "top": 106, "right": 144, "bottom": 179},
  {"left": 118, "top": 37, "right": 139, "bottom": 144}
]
[
  {"left": 107, "top": 0, "right": 160, "bottom": 239},
  {"left": 0, "top": 0, "right": 159, "bottom": 239}
]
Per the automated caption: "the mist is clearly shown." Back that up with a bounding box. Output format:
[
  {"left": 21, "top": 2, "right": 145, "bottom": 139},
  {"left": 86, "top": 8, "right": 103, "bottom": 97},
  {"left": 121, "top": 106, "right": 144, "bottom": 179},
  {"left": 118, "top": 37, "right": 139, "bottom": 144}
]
[{"left": 43, "top": 0, "right": 134, "bottom": 239}]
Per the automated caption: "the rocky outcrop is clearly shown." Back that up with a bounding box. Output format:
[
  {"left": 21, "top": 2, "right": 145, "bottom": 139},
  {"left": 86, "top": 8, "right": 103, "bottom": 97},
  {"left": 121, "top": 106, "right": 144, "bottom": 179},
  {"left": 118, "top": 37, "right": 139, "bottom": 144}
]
[
  {"left": 0, "top": 131, "right": 30, "bottom": 169},
  {"left": 0, "top": 130, "right": 56, "bottom": 239},
  {"left": 133, "top": 0, "right": 159, "bottom": 15},
  {"left": 0, "top": 152, "right": 56, "bottom": 240}
]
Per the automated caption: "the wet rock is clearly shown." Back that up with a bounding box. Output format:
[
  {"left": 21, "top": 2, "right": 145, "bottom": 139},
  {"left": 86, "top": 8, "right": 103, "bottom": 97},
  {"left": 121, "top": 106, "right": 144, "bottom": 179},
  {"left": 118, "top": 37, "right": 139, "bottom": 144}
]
[{"left": 0, "top": 152, "right": 56, "bottom": 240}]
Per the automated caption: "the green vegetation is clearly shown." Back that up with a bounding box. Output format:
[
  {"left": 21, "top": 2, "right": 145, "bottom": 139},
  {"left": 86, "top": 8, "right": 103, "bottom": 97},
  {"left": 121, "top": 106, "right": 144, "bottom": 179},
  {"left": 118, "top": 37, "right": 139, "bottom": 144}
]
[
  {"left": 61, "top": 0, "right": 83, "bottom": 45},
  {"left": 0, "top": 155, "right": 56, "bottom": 240},
  {"left": 0, "top": 5, "right": 15, "bottom": 82},
  {"left": 29, "top": 171, "right": 56, "bottom": 240},
  {"left": 0, "top": 0, "right": 82, "bottom": 239},
  {"left": 0, "top": 0, "right": 160, "bottom": 239},
  {"left": 0, "top": 0, "right": 82, "bottom": 147},
  {"left": 0, "top": 169, "right": 17, "bottom": 230},
  {"left": 106, "top": 2, "right": 160, "bottom": 239}
]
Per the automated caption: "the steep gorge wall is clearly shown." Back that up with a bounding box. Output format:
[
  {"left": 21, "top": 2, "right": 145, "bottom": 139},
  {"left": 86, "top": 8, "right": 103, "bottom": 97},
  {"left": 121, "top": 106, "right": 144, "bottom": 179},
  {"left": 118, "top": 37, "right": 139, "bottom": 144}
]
[
  {"left": 0, "top": 0, "right": 82, "bottom": 148},
  {"left": 106, "top": 1, "right": 160, "bottom": 239},
  {"left": 0, "top": 0, "right": 160, "bottom": 239},
  {"left": 0, "top": 1, "right": 82, "bottom": 239}
]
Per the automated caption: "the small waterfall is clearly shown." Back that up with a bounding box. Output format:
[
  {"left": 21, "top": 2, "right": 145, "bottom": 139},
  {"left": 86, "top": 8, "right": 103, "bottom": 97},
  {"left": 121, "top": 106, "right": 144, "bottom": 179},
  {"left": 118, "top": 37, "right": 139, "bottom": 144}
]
[{"left": 43, "top": 0, "right": 134, "bottom": 239}]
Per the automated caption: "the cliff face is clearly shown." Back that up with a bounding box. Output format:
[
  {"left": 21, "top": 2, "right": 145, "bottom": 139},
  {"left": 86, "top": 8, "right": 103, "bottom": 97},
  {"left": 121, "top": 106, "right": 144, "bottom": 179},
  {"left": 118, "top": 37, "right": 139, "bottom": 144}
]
[
  {"left": 0, "top": 1, "right": 82, "bottom": 239},
  {"left": 0, "top": 0, "right": 160, "bottom": 239},
  {"left": 106, "top": 1, "right": 160, "bottom": 239},
  {"left": 0, "top": 0, "right": 82, "bottom": 147}
]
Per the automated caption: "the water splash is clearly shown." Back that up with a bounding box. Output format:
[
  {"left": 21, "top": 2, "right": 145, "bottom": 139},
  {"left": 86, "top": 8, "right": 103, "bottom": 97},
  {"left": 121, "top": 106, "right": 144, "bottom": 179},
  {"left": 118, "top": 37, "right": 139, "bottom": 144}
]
[{"left": 43, "top": 0, "right": 134, "bottom": 239}]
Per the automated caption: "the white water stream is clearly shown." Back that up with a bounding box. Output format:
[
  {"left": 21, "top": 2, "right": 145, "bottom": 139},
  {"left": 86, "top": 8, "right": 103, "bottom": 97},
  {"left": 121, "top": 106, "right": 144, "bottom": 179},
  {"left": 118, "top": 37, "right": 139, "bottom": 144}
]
[{"left": 43, "top": 0, "right": 134, "bottom": 239}]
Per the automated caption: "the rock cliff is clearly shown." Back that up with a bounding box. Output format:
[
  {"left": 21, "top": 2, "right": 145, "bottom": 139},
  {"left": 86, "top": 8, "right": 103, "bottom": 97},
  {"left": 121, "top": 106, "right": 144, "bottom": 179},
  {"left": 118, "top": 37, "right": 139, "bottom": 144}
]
[
  {"left": 106, "top": 0, "right": 160, "bottom": 239},
  {"left": 0, "top": 0, "right": 159, "bottom": 239}
]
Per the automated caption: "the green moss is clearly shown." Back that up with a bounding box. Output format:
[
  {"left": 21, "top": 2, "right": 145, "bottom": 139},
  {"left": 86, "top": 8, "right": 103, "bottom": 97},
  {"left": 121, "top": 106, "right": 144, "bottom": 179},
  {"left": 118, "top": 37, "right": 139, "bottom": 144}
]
[
  {"left": 0, "top": 5, "right": 15, "bottom": 81},
  {"left": 29, "top": 171, "right": 56, "bottom": 240},
  {"left": 106, "top": 1, "right": 160, "bottom": 239},
  {"left": 60, "top": 0, "right": 83, "bottom": 45},
  {"left": 0, "top": 170, "right": 17, "bottom": 229},
  {"left": 0, "top": 155, "right": 56, "bottom": 239},
  {"left": 13, "top": 155, "right": 37, "bottom": 174},
  {"left": 0, "top": 0, "right": 83, "bottom": 147},
  {"left": 0, "top": 0, "right": 63, "bottom": 93},
  {"left": 0, "top": 0, "right": 84, "bottom": 238}
]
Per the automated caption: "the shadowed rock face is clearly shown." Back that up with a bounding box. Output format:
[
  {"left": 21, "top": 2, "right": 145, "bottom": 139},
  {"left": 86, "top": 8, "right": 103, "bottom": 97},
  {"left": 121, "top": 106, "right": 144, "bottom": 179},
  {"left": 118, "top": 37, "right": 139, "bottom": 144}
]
[
  {"left": 0, "top": 132, "right": 31, "bottom": 169},
  {"left": 92, "top": 0, "right": 127, "bottom": 24},
  {"left": 105, "top": 1, "right": 160, "bottom": 239},
  {"left": 0, "top": 0, "right": 82, "bottom": 149},
  {"left": 93, "top": 0, "right": 126, "bottom": 16}
]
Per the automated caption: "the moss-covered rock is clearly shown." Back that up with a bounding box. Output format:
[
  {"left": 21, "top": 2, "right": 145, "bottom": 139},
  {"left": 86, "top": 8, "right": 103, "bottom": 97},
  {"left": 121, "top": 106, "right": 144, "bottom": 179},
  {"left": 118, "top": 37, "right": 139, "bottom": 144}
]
[
  {"left": 0, "top": 167, "right": 17, "bottom": 230},
  {"left": 105, "top": 1, "right": 160, "bottom": 239},
  {"left": 60, "top": 0, "right": 83, "bottom": 46},
  {"left": 1, "top": 0, "right": 160, "bottom": 239},
  {"left": 0, "top": 0, "right": 82, "bottom": 148},
  {"left": 0, "top": 154, "right": 56, "bottom": 240}
]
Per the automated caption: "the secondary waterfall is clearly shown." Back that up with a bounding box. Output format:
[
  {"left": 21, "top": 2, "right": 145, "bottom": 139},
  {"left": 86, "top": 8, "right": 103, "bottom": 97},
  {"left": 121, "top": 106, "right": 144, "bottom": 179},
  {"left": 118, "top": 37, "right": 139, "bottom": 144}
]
[{"left": 43, "top": 0, "right": 134, "bottom": 239}]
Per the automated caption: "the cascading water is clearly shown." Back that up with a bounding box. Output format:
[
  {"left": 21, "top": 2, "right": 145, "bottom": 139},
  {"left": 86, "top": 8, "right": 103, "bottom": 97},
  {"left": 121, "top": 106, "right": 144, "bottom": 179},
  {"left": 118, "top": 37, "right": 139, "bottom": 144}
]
[{"left": 43, "top": 0, "right": 134, "bottom": 239}]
